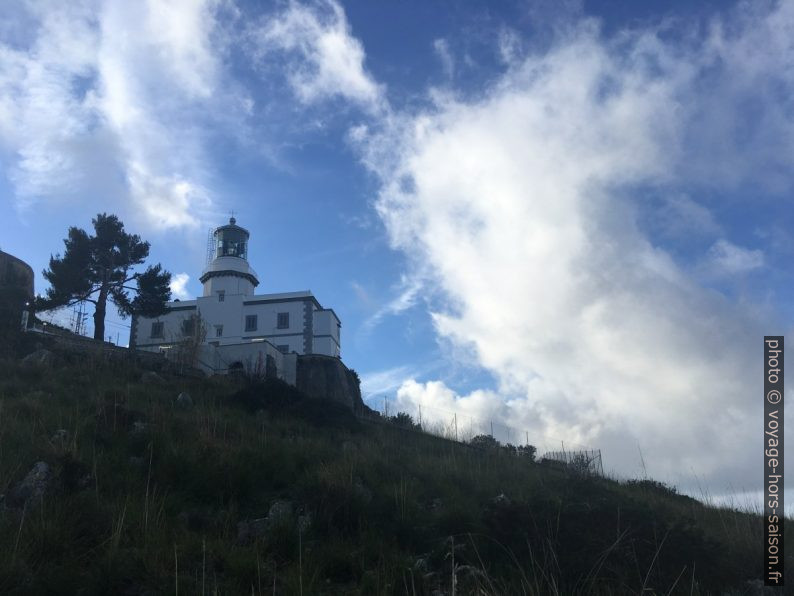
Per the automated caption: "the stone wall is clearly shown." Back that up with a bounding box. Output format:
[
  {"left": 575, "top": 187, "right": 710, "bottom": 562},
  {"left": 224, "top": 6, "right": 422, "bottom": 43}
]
[{"left": 295, "top": 354, "right": 365, "bottom": 414}]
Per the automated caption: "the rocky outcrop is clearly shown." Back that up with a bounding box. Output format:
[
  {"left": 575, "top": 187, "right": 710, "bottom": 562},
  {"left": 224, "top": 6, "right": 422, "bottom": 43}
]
[
  {"left": 6, "top": 462, "right": 51, "bottom": 509},
  {"left": 295, "top": 355, "right": 365, "bottom": 414}
]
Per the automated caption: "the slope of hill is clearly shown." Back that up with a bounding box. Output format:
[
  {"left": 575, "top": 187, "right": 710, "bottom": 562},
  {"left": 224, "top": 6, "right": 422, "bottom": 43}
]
[{"left": 0, "top": 337, "right": 787, "bottom": 595}]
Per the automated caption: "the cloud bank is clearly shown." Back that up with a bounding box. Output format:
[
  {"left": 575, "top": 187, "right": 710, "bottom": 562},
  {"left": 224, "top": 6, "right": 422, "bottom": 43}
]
[{"left": 349, "top": 3, "right": 794, "bottom": 491}]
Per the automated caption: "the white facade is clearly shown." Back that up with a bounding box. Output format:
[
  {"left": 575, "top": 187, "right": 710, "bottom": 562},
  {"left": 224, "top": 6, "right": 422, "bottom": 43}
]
[{"left": 131, "top": 218, "right": 341, "bottom": 378}]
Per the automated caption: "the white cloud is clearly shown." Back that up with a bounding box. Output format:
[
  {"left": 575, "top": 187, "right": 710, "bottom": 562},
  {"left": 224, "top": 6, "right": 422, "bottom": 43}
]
[
  {"left": 0, "top": 0, "right": 239, "bottom": 230},
  {"left": 353, "top": 5, "right": 794, "bottom": 492},
  {"left": 250, "top": 0, "right": 384, "bottom": 111},
  {"left": 169, "top": 272, "right": 191, "bottom": 300},
  {"left": 360, "top": 273, "right": 424, "bottom": 334},
  {"left": 705, "top": 239, "right": 764, "bottom": 276}
]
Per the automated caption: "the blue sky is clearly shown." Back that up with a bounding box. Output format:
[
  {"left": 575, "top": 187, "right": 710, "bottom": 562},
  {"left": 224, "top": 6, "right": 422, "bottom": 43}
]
[{"left": 2, "top": 0, "right": 793, "bottom": 506}]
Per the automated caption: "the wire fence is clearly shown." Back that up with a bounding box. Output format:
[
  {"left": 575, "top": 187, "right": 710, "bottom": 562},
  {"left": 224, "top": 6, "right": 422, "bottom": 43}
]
[{"left": 366, "top": 394, "right": 604, "bottom": 475}]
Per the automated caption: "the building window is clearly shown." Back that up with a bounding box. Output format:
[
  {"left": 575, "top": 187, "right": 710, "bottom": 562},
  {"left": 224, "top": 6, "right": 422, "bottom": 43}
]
[
  {"left": 218, "top": 291, "right": 225, "bottom": 302},
  {"left": 277, "top": 344, "right": 289, "bottom": 354},
  {"left": 245, "top": 314, "right": 257, "bottom": 332},
  {"left": 181, "top": 317, "right": 195, "bottom": 336},
  {"left": 215, "top": 325, "right": 223, "bottom": 337},
  {"left": 277, "top": 312, "right": 289, "bottom": 329},
  {"left": 151, "top": 322, "right": 164, "bottom": 338}
]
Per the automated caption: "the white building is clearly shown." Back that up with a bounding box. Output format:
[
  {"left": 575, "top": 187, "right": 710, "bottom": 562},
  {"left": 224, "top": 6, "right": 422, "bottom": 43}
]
[{"left": 130, "top": 218, "right": 341, "bottom": 383}]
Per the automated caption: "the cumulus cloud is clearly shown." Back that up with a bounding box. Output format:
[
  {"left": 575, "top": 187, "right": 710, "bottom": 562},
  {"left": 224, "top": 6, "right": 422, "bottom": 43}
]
[
  {"left": 0, "top": 0, "right": 238, "bottom": 229},
  {"left": 169, "top": 272, "right": 191, "bottom": 300},
  {"left": 351, "top": 4, "right": 794, "bottom": 492},
  {"left": 250, "top": 0, "right": 384, "bottom": 111}
]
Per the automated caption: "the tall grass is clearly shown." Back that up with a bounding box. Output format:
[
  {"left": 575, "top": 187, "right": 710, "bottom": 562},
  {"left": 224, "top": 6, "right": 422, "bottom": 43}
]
[{"left": 0, "top": 343, "right": 789, "bottom": 594}]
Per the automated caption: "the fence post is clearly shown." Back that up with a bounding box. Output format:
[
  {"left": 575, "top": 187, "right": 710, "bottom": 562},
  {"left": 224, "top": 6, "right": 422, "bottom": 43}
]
[
  {"left": 490, "top": 420, "right": 494, "bottom": 437},
  {"left": 454, "top": 413, "right": 458, "bottom": 442},
  {"left": 418, "top": 405, "right": 422, "bottom": 429}
]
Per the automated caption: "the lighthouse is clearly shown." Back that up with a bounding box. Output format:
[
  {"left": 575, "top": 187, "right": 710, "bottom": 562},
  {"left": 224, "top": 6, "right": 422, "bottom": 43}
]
[
  {"left": 130, "top": 217, "right": 342, "bottom": 381},
  {"left": 200, "top": 218, "right": 259, "bottom": 298}
]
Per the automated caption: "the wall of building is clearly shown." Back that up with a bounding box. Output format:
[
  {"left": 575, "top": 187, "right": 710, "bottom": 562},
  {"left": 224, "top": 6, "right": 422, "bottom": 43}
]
[
  {"left": 313, "top": 309, "right": 341, "bottom": 356},
  {"left": 0, "top": 250, "right": 34, "bottom": 298}
]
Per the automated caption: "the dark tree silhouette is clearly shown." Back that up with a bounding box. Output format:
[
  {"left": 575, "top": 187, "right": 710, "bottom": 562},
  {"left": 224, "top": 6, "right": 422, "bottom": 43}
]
[{"left": 39, "top": 213, "right": 171, "bottom": 341}]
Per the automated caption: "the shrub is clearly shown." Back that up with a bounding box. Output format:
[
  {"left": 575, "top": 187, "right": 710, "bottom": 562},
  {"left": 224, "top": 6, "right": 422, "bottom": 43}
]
[
  {"left": 390, "top": 411, "right": 420, "bottom": 430},
  {"left": 469, "top": 434, "right": 499, "bottom": 450}
]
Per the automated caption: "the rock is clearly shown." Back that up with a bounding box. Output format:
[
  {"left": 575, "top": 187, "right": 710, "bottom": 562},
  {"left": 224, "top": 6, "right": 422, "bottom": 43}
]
[
  {"left": 140, "top": 371, "right": 164, "bottom": 384},
  {"left": 236, "top": 501, "right": 298, "bottom": 544},
  {"left": 414, "top": 554, "right": 430, "bottom": 571},
  {"left": 268, "top": 500, "right": 293, "bottom": 523},
  {"left": 20, "top": 349, "right": 56, "bottom": 368},
  {"left": 7, "top": 462, "right": 51, "bottom": 508},
  {"left": 236, "top": 517, "right": 269, "bottom": 544},
  {"left": 176, "top": 392, "right": 193, "bottom": 408},
  {"left": 490, "top": 493, "right": 511, "bottom": 506}
]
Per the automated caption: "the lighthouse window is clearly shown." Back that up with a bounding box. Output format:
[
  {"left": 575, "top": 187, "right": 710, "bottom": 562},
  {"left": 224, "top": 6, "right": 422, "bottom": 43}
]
[
  {"left": 277, "top": 312, "right": 289, "bottom": 329},
  {"left": 245, "top": 314, "right": 258, "bottom": 332},
  {"left": 217, "top": 240, "right": 246, "bottom": 259},
  {"left": 218, "top": 291, "right": 225, "bottom": 302},
  {"left": 215, "top": 325, "right": 223, "bottom": 337},
  {"left": 151, "top": 322, "right": 164, "bottom": 338}
]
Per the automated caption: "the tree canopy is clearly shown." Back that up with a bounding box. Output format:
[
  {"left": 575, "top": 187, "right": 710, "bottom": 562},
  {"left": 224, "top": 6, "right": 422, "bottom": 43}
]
[{"left": 39, "top": 213, "right": 171, "bottom": 341}]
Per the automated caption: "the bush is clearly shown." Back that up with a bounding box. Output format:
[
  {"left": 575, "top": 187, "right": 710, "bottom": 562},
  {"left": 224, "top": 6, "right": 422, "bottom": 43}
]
[
  {"left": 390, "top": 411, "right": 420, "bottom": 430},
  {"left": 469, "top": 434, "right": 500, "bottom": 450}
]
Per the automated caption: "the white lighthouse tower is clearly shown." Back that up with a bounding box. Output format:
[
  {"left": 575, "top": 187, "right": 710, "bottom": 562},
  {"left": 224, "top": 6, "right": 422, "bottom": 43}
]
[{"left": 200, "top": 217, "right": 259, "bottom": 298}]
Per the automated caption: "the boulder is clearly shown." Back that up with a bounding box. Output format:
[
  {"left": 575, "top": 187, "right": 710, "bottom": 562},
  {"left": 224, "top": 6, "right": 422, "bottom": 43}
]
[
  {"left": 268, "top": 500, "right": 293, "bottom": 522},
  {"left": 6, "top": 462, "right": 51, "bottom": 508},
  {"left": 20, "top": 349, "right": 56, "bottom": 368},
  {"left": 176, "top": 392, "right": 193, "bottom": 408},
  {"left": 236, "top": 500, "right": 298, "bottom": 545}
]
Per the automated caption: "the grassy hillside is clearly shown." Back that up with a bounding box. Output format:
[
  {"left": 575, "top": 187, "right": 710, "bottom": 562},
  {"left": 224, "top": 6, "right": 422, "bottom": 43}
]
[{"left": 0, "top": 338, "right": 788, "bottom": 595}]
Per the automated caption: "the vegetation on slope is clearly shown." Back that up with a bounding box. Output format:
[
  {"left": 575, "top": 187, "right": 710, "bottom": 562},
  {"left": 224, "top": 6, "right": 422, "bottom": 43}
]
[{"left": 0, "top": 336, "right": 788, "bottom": 595}]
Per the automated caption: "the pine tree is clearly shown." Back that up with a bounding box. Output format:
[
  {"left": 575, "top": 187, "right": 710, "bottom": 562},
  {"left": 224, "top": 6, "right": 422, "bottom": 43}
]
[{"left": 39, "top": 213, "right": 171, "bottom": 341}]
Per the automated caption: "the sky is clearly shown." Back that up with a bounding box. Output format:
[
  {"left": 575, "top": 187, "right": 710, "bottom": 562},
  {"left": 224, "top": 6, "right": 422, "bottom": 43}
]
[{"left": 1, "top": 0, "right": 793, "bottom": 508}]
